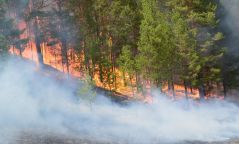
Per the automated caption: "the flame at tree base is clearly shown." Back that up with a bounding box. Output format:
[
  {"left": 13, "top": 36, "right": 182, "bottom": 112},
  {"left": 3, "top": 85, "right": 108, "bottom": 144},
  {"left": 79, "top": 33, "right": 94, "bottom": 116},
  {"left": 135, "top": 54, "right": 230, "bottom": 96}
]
[{"left": 9, "top": 19, "right": 227, "bottom": 102}]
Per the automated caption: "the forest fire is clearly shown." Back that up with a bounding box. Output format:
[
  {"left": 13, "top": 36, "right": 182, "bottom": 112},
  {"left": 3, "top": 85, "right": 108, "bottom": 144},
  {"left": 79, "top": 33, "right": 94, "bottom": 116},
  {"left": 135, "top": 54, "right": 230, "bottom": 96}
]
[
  {"left": 12, "top": 0, "right": 236, "bottom": 104},
  {"left": 2, "top": 0, "right": 239, "bottom": 143},
  {"left": 5, "top": 0, "right": 205, "bottom": 101},
  {"left": 9, "top": 18, "right": 201, "bottom": 101},
  {"left": 10, "top": 40, "right": 202, "bottom": 101}
]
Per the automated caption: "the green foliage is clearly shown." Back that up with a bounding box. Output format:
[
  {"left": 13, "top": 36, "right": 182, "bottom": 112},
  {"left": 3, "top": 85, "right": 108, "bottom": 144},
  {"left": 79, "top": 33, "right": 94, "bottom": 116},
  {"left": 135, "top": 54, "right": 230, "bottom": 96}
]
[
  {"left": 66, "top": 0, "right": 227, "bottom": 97},
  {"left": 5, "top": 0, "right": 233, "bottom": 98},
  {"left": 77, "top": 73, "right": 97, "bottom": 106},
  {"left": 118, "top": 45, "right": 135, "bottom": 75},
  {"left": 0, "top": 35, "right": 8, "bottom": 58},
  {"left": 137, "top": 0, "right": 167, "bottom": 82},
  {"left": 118, "top": 45, "right": 136, "bottom": 88},
  {"left": 0, "top": 1, "right": 10, "bottom": 58}
]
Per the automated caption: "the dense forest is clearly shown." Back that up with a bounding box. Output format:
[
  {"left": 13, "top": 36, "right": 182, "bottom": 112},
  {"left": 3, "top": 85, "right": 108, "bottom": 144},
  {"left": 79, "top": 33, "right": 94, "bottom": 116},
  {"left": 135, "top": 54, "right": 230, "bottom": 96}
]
[{"left": 0, "top": 0, "right": 239, "bottom": 101}]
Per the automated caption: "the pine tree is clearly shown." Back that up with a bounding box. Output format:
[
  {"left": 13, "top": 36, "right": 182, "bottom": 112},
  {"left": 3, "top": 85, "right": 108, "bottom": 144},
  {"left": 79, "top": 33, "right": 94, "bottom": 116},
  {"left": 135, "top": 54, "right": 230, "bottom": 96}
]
[
  {"left": 170, "top": 10, "right": 195, "bottom": 98},
  {"left": 25, "top": 0, "right": 47, "bottom": 65},
  {"left": 41, "top": 0, "right": 78, "bottom": 75},
  {"left": 137, "top": 0, "right": 174, "bottom": 94},
  {"left": 166, "top": 0, "right": 224, "bottom": 99},
  {"left": 0, "top": 0, "right": 26, "bottom": 59},
  {"left": 118, "top": 45, "right": 136, "bottom": 95},
  {"left": 68, "top": 0, "right": 141, "bottom": 92}
]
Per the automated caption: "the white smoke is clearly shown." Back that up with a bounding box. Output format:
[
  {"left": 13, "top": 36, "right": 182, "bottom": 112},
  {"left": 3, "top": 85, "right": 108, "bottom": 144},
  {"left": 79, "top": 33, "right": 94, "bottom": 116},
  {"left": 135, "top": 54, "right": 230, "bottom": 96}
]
[
  {"left": 220, "top": 0, "right": 239, "bottom": 55},
  {"left": 220, "top": 0, "right": 239, "bottom": 37},
  {"left": 1, "top": 58, "right": 239, "bottom": 143}
]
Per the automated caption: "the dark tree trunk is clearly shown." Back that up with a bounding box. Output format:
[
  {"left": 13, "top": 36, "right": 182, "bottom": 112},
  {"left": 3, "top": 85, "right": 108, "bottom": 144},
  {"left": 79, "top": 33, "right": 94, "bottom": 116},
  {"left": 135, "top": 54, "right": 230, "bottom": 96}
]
[
  {"left": 223, "top": 79, "right": 227, "bottom": 98},
  {"left": 199, "top": 84, "right": 206, "bottom": 100},
  {"left": 35, "top": 38, "right": 43, "bottom": 64},
  {"left": 17, "top": 40, "right": 22, "bottom": 57},
  {"left": 19, "top": 48, "right": 22, "bottom": 57},
  {"left": 184, "top": 81, "right": 188, "bottom": 99},
  {"left": 130, "top": 76, "right": 135, "bottom": 97},
  {"left": 17, "top": 44, "right": 22, "bottom": 57},
  {"left": 170, "top": 74, "right": 175, "bottom": 98},
  {"left": 136, "top": 72, "right": 143, "bottom": 94},
  {"left": 33, "top": 18, "right": 43, "bottom": 65},
  {"left": 168, "top": 80, "right": 171, "bottom": 94},
  {"left": 99, "top": 63, "right": 103, "bottom": 83},
  {"left": 111, "top": 53, "right": 117, "bottom": 90},
  {"left": 171, "top": 80, "right": 175, "bottom": 99},
  {"left": 54, "top": 48, "right": 57, "bottom": 68},
  {"left": 61, "top": 38, "right": 69, "bottom": 77},
  {"left": 190, "top": 84, "right": 193, "bottom": 94}
]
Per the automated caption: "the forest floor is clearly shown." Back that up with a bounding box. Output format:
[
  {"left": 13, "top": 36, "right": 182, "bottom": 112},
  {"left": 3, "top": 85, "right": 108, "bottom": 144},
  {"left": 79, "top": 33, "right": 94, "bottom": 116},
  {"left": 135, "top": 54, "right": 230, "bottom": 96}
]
[
  {"left": 9, "top": 132, "right": 239, "bottom": 144},
  {"left": 39, "top": 62, "right": 136, "bottom": 104},
  {"left": 14, "top": 132, "right": 110, "bottom": 144},
  {"left": 5, "top": 58, "right": 239, "bottom": 144}
]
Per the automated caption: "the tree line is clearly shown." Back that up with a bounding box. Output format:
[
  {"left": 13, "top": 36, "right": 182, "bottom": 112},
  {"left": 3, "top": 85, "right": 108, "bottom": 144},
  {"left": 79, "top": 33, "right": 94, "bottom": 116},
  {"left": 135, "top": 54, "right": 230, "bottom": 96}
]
[{"left": 1, "top": 0, "right": 239, "bottom": 100}]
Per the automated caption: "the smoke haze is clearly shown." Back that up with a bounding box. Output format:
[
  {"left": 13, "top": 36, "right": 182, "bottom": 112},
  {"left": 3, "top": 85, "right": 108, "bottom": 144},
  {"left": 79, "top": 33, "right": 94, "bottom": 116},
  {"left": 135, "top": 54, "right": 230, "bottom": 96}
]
[
  {"left": 220, "top": 0, "right": 239, "bottom": 36},
  {"left": 220, "top": 0, "right": 239, "bottom": 53},
  {"left": 0, "top": 58, "right": 239, "bottom": 143},
  {"left": 1, "top": 1, "right": 239, "bottom": 143}
]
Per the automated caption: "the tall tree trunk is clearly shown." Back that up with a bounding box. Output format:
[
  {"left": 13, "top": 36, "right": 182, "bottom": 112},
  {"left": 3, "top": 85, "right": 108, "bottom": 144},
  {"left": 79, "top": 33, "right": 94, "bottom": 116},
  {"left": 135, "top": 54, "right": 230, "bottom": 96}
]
[
  {"left": 158, "top": 80, "right": 163, "bottom": 93},
  {"left": 18, "top": 44, "right": 22, "bottom": 57},
  {"left": 199, "top": 84, "right": 206, "bottom": 101},
  {"left": 168, "top": 80, "right": 171, "bottom": 94},
  {"left": 171, "top": 79, "right": 175, "bottom": 99},
  {"left": 16, "top": 35, "right": 22, "bottom": 57},
  {"left": 130, "top": 76, "right": 135, "bottom": 97},
  {"left": 111, "top": 53, "right": 117, "bottom": 90},
  {"left": 136, "top": 72, "right": 140, "bottom": 93},
  {"left": 54, "top": 47, "right": 57, "bottom": 69},
  {"left": 61, "top": 38, "right": 69, "bottom": 77},
  {"left": 33, "top": 18, "right": 43, "bottom": 65},
  {"left": 184, "top": 81, "right": 188, "bottom": 99},
  {"left": 190, "top": 84, "right": 193, "bottom": 94},
  {"left": 99, "top": 63, "right": 103, "bottom": 83},
  {"left": 223, "top": 79, "right": 227, "bottom": 98},
  {"left": 170, "top": 73, "right": 175, "bottom": 98}
]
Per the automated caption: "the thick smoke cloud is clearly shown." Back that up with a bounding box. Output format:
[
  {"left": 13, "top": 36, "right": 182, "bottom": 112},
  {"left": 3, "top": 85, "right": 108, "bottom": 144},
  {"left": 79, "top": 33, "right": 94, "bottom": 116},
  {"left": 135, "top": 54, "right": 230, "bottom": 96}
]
[
  {"left": 220, "top": 0, "right": 239, "bottom": 36},
  {"left": 1, "top": 58, "right": 239, "bottom": 143},
  {"left": 220, "top": 0, "right": 239, "bottom": 53}
]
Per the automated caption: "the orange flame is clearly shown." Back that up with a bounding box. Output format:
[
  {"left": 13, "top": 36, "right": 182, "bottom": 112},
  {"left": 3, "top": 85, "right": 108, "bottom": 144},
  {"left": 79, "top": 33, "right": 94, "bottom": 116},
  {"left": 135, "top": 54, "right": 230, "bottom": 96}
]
[{"left": 10, "top": 19, "right": 206, "bottom": 101}]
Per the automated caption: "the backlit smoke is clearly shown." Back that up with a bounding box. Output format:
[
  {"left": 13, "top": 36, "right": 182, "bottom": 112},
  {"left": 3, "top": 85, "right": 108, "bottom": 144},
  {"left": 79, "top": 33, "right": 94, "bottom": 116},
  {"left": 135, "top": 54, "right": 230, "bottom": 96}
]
[{"left": 1, "top": 58, "right": 239, "bottom": 143}]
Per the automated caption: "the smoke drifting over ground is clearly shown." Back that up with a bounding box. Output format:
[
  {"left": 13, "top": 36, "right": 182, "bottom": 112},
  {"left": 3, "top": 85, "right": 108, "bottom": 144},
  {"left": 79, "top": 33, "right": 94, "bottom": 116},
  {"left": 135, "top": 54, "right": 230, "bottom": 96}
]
[{"left": 1, "top": 58, "right": 239, "bottom": 144}]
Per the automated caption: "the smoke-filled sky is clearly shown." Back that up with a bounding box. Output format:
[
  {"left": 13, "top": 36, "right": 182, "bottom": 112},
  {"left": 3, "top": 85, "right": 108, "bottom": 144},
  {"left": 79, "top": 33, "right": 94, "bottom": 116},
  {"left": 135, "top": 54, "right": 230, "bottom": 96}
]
[{"left": 1, "top": 58, "right": 239, "bottom": 144}]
